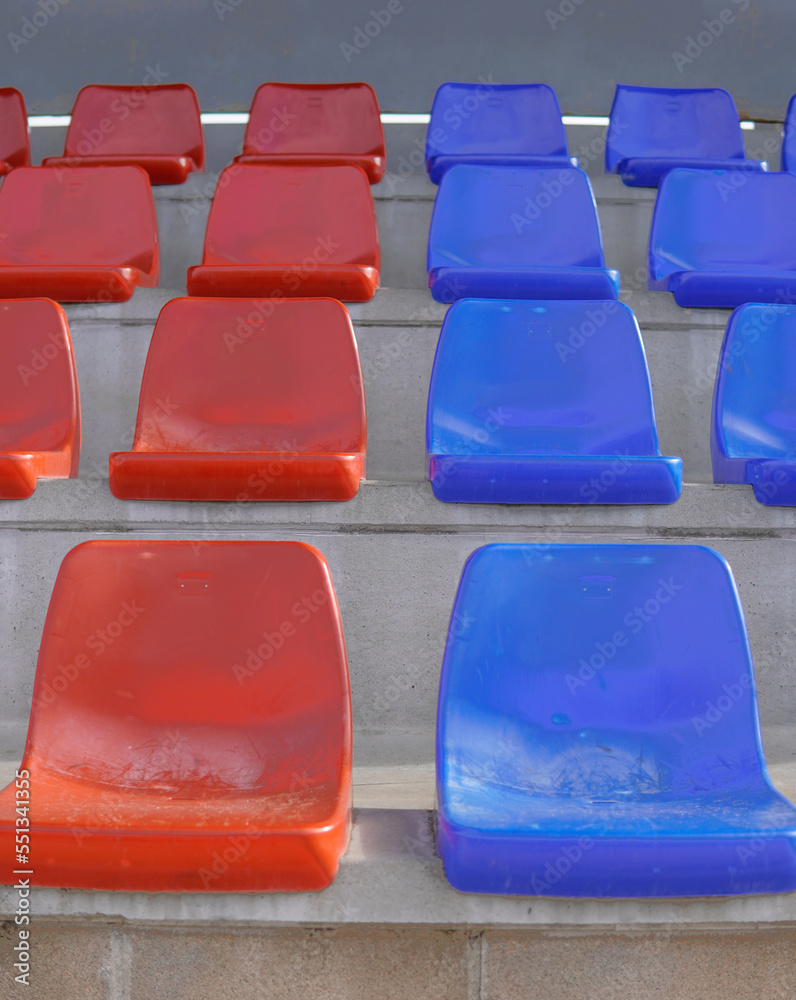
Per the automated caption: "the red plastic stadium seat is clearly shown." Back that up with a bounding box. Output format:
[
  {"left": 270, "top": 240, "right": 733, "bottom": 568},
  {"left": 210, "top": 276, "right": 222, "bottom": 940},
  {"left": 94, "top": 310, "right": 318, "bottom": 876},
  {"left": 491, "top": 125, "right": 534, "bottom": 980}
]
[
  {"left": 187, "top": 164, "right": 379, "bottom": 301},
  {"left": 109, "top": 297, "right": 366, "bottom": 501},
  {"left": 0, "top": 540, "right": 352, "bottom": 892},
  {"left": 42, "top": 84, "right": 204, "bottom": 185},
  {"left": 0, "top": 166, "right": 159, "bottom": 301},
  {"left": 0, "top": 299, "right": 80, "bottom": 498},
  {"left": 0, "top": 88, "right": 29, "bottom": 176},
  {"left": 235, "top": 82, "right": 385, "bottom": 183}
]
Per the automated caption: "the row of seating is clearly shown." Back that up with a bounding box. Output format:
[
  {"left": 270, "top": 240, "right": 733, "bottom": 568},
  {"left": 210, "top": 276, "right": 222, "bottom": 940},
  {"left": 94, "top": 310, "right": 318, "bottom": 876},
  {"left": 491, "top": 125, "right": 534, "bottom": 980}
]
[
  {"left": 0, "top": 163, "right": 380, "bottom": 302},
  {"left": 0, "top": 540, "right": 793, "bottom": 895},
  {"left": 2, "top": 296, "right": 794, "bottom": 506},
  {"left": 0, "top": 82, "right": 386, "bottom": 183},
  {"left": 427, "top": 163, "right": 796, "bottom": 308},
  {"left": 426, "top": 82, "right": 792, "bottom": 186}
]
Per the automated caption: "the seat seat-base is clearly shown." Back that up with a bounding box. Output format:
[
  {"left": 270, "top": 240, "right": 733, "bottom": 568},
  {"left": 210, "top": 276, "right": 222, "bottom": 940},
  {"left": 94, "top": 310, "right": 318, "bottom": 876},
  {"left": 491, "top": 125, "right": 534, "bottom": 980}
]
[
  {"left": 0, "top": 775, "right": 350, "bottom": 892},
  {"left": 109, "top": 451, "right": 365, "bottom": 501},
  {"left": 0, "top": 266, "right": 155, "bottom": 302},
  {"left": 0, "top": 451, "right": 76, "bottom": 499},
  {"left": 428, "top": 265, "right": 620, "bottom": 303},
  {"left": 187, "top": 264, "right": 378, "bottom": 302},
  {"left": 233, "top": 153, "right": 384, "bottom": 184},
  {"left": 615, "top": 156, "right": 767, "bottom": 187},
  {"left": 652, "top": 269, "right": 796, "bottom": 308},
  {"left": 42, "top": 154, "right": 199, "bottom": 185},
  {"left": 428, "top": 454, "right": 682, "bottom": 504},
  {"left": 427, "top": 153, "right": 577, "bottom": 185},
  {"left": 438, "top": 823, "right": 796, "bottom": 897}
]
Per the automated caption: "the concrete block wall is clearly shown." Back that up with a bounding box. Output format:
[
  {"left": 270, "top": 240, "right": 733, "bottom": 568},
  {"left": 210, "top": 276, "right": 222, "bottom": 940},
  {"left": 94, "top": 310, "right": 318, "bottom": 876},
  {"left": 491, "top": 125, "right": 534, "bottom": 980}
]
[{"left": 1, "top": 122, "right": 796, "bottom": 999}]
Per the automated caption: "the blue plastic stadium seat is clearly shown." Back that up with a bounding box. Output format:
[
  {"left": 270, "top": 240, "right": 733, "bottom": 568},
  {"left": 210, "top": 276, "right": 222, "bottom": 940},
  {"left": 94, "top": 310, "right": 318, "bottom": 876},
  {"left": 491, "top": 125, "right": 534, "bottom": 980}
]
[
  {"left": 780, "top": 94, "right": 796, "bottom": 174},
  {"left": 712, "top": 303, "right": 796, "bottom": 505},
  {"left": 437, "top": 543, "right": 796, "bottom": 898},
  {"left": 426, "top": 299, "right": 681, "bottom": 504},
  {"left": 648, "top": 169, "right": 796, "bottom": 308},
  {"left": 425, "top": 83, "right": 574, "bottom": 184},
  {"left": 606, "top": 85, "right": 766, "bottom": 187},
  {"left": 427, "top": 165, "right": 619, "bottom": 303}
]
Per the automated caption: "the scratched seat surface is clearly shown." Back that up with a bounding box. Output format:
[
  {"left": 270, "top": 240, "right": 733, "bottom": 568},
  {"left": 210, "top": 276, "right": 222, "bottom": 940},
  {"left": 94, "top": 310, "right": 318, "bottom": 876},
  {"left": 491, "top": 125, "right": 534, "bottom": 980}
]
[
  {"left": 605, "top": 85, "right": 766, "bottom": 187},
  {"left": 711, "top": 302, "right": 796, "bottom": 505},
  {"left": 0, "top": 298, "right": 80, "bottom": 498},
  {"left": 427, "top": 165, "right": 619, "bottom": 302},
  {"left": 648, "top": 169, "right": 796, "bottom": 308},
  {"left": 187, "top": 164, "right": 379, "bottom": 301},
  {"left": 426, "top": 298, "right": 681, "bottom": 504},
  {"left": 0, "top": 87, "right": 29, "bottom": 176},
  {"left": 109, "top": 296, "right": 366, "bottom": 501},
  {"left": 436, "top": 543, "right": 796, "bottom": 897},
  {"left": 43, "top": 84, "right": 204, "bottom": 184},
  {"left": 0, "top": 540, "right": 352, "bottom": 891},
  {"left": 235, "top": 82, "right": 385, "bottom": 183},
  {"left": 0, "top": 166, "right": 159, "bottom": 302},
  {"left": 425, "top": 82, "right": 573, "bottom": 184}
]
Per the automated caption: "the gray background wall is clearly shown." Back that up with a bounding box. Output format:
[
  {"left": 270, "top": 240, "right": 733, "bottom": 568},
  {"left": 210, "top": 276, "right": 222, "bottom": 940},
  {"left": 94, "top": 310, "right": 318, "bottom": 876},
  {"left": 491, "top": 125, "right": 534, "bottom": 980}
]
[{"left": 0, "top": 0, "right": 793, "bottom": 119}]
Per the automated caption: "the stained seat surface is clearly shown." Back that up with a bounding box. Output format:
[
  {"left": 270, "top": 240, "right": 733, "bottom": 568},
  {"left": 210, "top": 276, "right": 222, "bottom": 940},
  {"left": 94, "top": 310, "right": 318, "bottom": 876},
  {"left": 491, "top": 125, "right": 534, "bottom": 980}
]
[
  {"left": 648, "top": 169, "right": 796, "bottom": 308},
  {"left": 605, "top": 84, "right": 766, "bottom": 187},
  {"left": 0, "top": 540, "right": 352, "bottom": 891},
  {"left": 0, "top": 166, "right": 159, "bottom": 302},
  {"left": 436, "top": 543, "right": 796, "bottom": 897},
  {"left": 711, "top": 302, "right": 796, "bottom": 505},
  {"left": 425, "top": 82, "right": 573, "bottom": 184},
  {"left": 0, "top": 87, "right": 29, "bottom": 176},
  {"left": 109, "top": 296, "right": 366, "bottom": 501},
  {"left": 235, "top": 82, "right": 385, "bottom": 183},
  {"left": 0, "top": 298, "right": 81, "bottom": 497},
  {"left": 187, "top": 164, "right": 379, "bottom": 301},
  {"left": 426, "top": 298, "right": 681, "bottom": 504},
  {"left": 427, "top": 165, "right": 619, "bottom": 303},
  {"left": 42, "top": 83, "right": 205, "bottom": 184}
]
